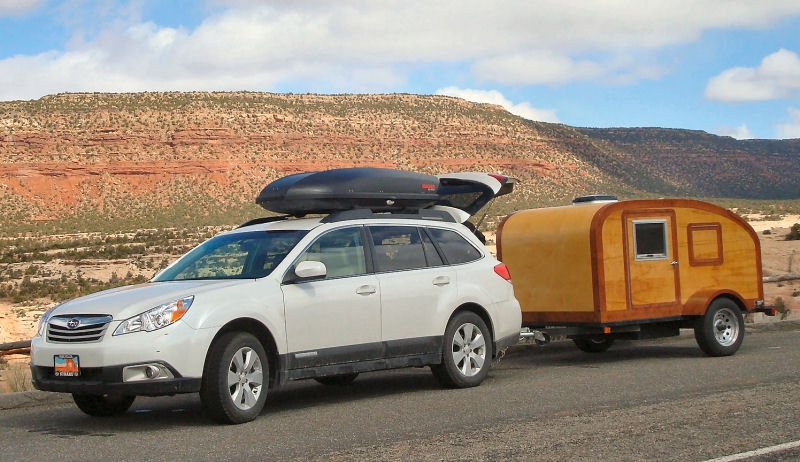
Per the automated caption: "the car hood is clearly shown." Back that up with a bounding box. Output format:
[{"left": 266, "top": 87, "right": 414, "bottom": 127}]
[{"left": 50, "top": 280, "right": 251, "bottom": 320}]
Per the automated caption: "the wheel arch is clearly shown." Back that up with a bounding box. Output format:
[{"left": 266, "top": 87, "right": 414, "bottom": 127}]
[
  {"left": 450, "top": 302, "right": 498, "bottom": 358},
  {"left": 684, "top": 289, "right": 748, "bottom": 317},
  {"left": 206, "top": 318, "right": 280, "bottom": 389}
]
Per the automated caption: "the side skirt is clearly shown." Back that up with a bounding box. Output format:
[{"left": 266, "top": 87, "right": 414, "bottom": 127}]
[{"left": 274, "top": 336, "right": 443, "bottom": 384}]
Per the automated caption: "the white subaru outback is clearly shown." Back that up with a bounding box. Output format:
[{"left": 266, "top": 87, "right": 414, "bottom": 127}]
[{"left": 30, "top": 169, "right": 522, "bottom": 424}]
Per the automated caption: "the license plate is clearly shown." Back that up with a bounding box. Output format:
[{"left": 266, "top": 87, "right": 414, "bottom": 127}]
[{"left": 54, "top": 354, "right": 80, "bottom": 377}]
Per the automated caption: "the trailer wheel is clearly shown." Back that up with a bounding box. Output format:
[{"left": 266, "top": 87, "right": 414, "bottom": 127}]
[
  {"left": 694, "top": 298, "right": 744, "bottom": 356},
  {"left": 432, "top": 311, "right": 493, "bottom": 388},
  {"left": 573, "top": 336, "right": 614, "bottom": 353},
  {"left": 200, "top": 331, "right": 268, "bottom": 424}
]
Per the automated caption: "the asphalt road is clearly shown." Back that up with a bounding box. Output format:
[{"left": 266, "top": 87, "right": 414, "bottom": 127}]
[{"left": 1, "top": 322, "right": 798, "bottom": 462}]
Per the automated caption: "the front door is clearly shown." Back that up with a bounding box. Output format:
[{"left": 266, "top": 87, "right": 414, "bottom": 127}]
[
  {"left": 624, "top": 212, "right": 680, "bottom": 312},
  {"left": 282, "top": 226, "right": 381, "bottom": 369}
]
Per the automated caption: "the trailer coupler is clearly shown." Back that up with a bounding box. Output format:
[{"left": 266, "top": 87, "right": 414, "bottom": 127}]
[{"left": 519, "top": 328, "right": 550, "bottom": 345}]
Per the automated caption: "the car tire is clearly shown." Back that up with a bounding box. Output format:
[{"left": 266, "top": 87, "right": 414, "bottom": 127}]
[
  {"left": 72, "top": 393, "right": 135, "bottom": 417},
  {"left": 432, "top": 311, "right": 493, "bottom": 388},
  {"left": 694, "top": 298, "right": 744, "bottom": 357},
  {"left": 573, "top": 336, "right": 615, "bottom": 353},
  {"left": 314, "top": 373, "right": 359, "bottom": 386},
  {"left": 200, "top": 331, "right": 268, "bottom": 424}
]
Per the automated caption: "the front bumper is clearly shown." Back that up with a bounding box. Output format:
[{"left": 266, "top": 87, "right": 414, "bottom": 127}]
[
  {"left": 30, "top": 320, "right": 213, "bottom": 396},
  {"left": 31, "top": 362, "right": 202, "bottom": 396}
]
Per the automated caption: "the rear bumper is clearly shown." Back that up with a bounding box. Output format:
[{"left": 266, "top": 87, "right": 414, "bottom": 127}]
[
  {"left": 494, "top": 332, "right": 519, "bottom": 355},
  {"left": 750, "top": 300, "right": 776, "bottom": 316}
]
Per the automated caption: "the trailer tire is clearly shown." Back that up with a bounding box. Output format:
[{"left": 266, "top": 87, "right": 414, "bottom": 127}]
[
  {"left": 694, "top": 298, "right": 744, "bottom": 356},
  {"left": 573, "top": 336, "right": 614, "bottom": 353},
  {"left": 432, "top": 311, "right": 492, "bottom": 388}
]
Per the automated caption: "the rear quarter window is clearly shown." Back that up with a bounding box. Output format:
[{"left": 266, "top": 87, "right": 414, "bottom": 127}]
[{"left": 427, "top": 228, "right": 482, "bottom": 264}]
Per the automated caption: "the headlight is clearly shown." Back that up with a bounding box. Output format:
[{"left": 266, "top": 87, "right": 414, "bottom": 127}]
[
  {"left": 113, "top": 296, "right": 194, "bottom": 336},
  {"left": 36, "top": 304, "right": 60, "bottom": 337}
]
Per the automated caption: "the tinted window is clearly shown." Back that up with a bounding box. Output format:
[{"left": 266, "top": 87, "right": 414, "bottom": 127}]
[
  {"left": 298, "top": 227, "right": 367, "bottom": 279},
  {"left": 427, "top": 228, "right": 482, "bottom": 264},
  {"left": 421, "top": 229, "right": 444, "bottom": 266},
  {"left": 633, "top": 220, "right": 668, "bottom": 260},
  {"left": 370, "top": 226, "right": 427, "bottom": 272},
  {"left": 154, "top": 230, "right": 307, "bottom": 281}
]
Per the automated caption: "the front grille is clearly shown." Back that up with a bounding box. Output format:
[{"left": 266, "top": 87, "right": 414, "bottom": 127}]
[{"left": 47, "top": 315, "right": 113, "bottom": 343}]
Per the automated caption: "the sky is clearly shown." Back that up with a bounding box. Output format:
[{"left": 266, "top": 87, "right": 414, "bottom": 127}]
[{"left": 1, "top": 1, "right": 800, "bottom": 140}]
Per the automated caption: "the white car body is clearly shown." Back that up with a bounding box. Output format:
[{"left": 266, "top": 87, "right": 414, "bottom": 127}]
[{"left": 31, "top": 198, "right": 521, "bottom": 423}]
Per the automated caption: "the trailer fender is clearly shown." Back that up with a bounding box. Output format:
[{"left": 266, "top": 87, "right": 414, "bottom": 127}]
[{"left": 683, "top": 289, "right": 746, "bottom": 316}]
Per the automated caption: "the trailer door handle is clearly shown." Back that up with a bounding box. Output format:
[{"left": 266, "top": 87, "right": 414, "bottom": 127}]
[
  {"left": 670, "top": 261, "right": 678, "bottom": 266},
  {"left": 356, "top": 285, "right": 377, "bottom": 295},
  {"left": 433, "top": 276, "right": 450, "bottom": 286}
]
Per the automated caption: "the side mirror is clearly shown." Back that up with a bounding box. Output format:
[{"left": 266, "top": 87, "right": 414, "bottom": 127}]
[{"left": 294, "top": 260, "right": 327, "bottom": 281}]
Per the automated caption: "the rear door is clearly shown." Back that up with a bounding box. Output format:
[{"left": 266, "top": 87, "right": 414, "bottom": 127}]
[{"left": 369, "top": 225, "right": 456, "bottom": 356}]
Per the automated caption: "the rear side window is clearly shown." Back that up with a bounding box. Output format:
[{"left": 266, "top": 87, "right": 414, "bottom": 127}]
[
  {"left": 427, "top": 228, "right": 482, "bottom": 264},
  {"left": 369, "top": 226, "right": 427, "bottom": 272}
]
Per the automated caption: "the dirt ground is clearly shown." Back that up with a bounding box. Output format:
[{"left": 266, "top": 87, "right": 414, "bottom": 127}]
[{"left": 746, "top": 216, "right": 800, "bottom": 320}]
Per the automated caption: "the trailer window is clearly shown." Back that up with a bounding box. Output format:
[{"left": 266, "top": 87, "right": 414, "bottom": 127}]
[{"left": 633, "top": 220, "right": 668, "bottom": 260}]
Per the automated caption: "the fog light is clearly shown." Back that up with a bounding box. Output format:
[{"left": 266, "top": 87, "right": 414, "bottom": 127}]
[
  {"left": 123, "top": 363, "right": 175, "bottom": 382},
  {"left": 145, "top": 365, "right": 158, "bottom": 379}
]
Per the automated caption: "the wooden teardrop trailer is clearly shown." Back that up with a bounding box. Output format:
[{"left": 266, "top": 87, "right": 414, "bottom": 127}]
[{"left": 497, "top": 198, "right": 775, "bottom": 356}]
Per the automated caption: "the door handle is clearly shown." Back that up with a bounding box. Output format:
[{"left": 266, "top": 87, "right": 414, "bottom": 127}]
[
  {"left": 356, "top": 285, "right": 377, "bottom": 295},
  {"left": 432, "top": 276, "right": 450, "bottom": 286},
  {"left": 670, "top": 261, "right": 678, "bottom": 266}
]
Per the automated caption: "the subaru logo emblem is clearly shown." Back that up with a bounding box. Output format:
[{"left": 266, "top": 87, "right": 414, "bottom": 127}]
[{"left": 66, "top": 318, "right": 80, "bottom": 329}]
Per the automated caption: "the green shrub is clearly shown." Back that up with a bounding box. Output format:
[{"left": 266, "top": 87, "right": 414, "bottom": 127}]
[
  {"left": 774, "top": 297, "right": 791, "bottom": 320},
  {"left": 788, "top": 223, "right": 800, "bottom": 241}
]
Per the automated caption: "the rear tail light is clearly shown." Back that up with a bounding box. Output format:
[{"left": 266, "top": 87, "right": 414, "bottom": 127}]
[{"left": 493, "top": 263, "right": 512, "bottom": 281}]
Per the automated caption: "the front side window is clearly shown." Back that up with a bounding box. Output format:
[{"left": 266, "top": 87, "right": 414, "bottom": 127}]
[
  {"left": 633, "top": 220, "right": 668, "bottom": 260},
  {"left": 427, "top": 227, "right": 482, "bottom": 264},
  {"left": 370, "top": 226, "right": 427, "bottom": 272},
  {"left": 154, "top": 230, "right": 307, "bottom": 281},
  {"left": 297, "top": 227, "right": 367, "bottom": 279}
]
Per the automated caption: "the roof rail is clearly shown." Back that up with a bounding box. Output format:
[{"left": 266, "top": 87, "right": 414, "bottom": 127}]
[
  {"left": 321, "top": 208, "right": 456, "bottom": 223},
  {"left": 237, "top": 216, "right": 290, "bottom": 228}
]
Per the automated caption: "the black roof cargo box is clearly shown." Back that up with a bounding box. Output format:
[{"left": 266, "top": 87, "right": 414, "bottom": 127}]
[{"left": 256, "top": 168, "right": 440, "bottom": 216}]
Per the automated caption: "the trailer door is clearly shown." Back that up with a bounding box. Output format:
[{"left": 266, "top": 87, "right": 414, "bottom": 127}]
[{"left": 624, "top": 214, "right": 680, "bottom": 311}]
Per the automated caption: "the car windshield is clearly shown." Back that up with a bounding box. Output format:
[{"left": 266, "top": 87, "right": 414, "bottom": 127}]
[{"left": 153, "top": 230, "right": 308, "bottom": 281}]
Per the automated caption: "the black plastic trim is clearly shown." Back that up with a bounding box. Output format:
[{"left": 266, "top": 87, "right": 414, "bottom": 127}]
[
  {"left": 30, "top": 362, "right": 202, "bottom": 396},
  {"left": 280, "top": 336, "right": 443, "bottom": 381}
]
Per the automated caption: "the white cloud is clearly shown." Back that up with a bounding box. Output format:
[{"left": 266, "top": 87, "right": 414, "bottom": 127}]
[
  {"left": 435, "top": 87, "right": 559, "bottom": 123},
  {"left": 711, "top": 124, "right": 755, "bottom": 140},
  {"left": 705, "top": 49, "right": 800, "bottom": 102},
  {"left": 472, "top": 51, "right": 606, "bottom": 86},
  {"left": 3, "top": 1, "right": 800, "bottom": 100},
  {"left": 775, "top": 107, "right": 800, "bottom": 139},
  {"left": 0, "top": 0, "right": 45, "bottom": 16}
]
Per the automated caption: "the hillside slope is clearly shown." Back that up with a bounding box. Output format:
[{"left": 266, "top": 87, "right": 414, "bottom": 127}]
[
  {"left": 1, "top": 92, "right": 798, "bottom": 234},
  {"left": 576, "top": 127, "right": 800, "bottom": 199}
]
